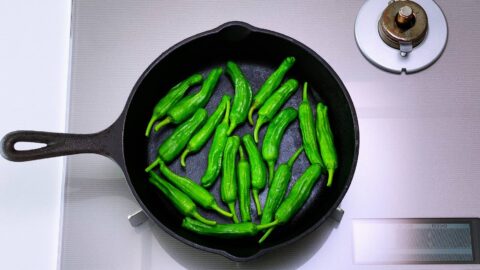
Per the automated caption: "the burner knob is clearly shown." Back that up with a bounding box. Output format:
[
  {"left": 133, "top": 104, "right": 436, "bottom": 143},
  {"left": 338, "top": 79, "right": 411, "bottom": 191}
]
[{"left": 378, "top": 0, "right": 428, "bottom": 53}]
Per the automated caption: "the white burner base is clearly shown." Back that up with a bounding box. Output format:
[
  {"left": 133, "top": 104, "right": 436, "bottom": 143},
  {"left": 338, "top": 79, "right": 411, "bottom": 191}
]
[{"left": 355, "top": 0, "right": 448, "bottom": 73}]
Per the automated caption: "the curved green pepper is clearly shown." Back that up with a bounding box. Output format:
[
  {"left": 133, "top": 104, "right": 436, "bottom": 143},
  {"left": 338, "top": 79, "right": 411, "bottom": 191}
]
[
  {"left": 261, "top": 147, "right": 303, "bottom": 225},
  {"left": 242, "top": 134, "right": 267, "bottom": 216},
  {"left": 182, "top": 217, "right": 275, "bottom": 238},
  {"left": 226, "top": 61, "right": 252, "bottom": 135},
  {"left": 237, "top": 146, "right": 251, "bottom": 222},
  {"left": 146, "top": 109, "right": 207, "bottom": 168},
  {"left": 222, "top": 135, "right": 240, "bottom": 223},
  {"left": 259, "top": 164, "right": 322, "bottom": 244},
  {"left": 200, "top": 100, "right": 230, "bottom": 188},
  {"left": 149, "top": 159, "right": 232, "bottom": 218},
  {"left": 248, "top": 56, "right": 296, "bottom": 125},
  {"left": 145, "top": 74, "right": 202, "bottom": 137},
  {"left": 298, "top": 82, "right": 324, "bottom": 168},
  {"left": 254, "top": 79, "right": 298, "bottom": 142},
  {"left": 154, "top": 67, "right": 222, "bottom": 132},
  {"left": 149, "top": 172, "right": 216, "bottom": 225},
  {"left": 316, "top": 102, "right": 338, "bottom": 187},
  {"left": 262, "top": 107, "right": 298, "bottom": 185},
  {"left": 180, "top": 95, "right": 231, "bottom": 167}
]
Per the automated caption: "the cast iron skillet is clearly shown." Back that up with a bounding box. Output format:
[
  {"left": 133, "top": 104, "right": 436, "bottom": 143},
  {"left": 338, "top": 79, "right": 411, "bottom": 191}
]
[{"left": 1, "top": 21, "right": 359, "bottom": 261}]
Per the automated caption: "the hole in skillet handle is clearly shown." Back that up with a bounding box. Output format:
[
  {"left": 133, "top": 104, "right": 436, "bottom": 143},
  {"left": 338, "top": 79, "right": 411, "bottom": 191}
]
[{"left": 14, "top": 142, "right": 48, "bottom": 151}]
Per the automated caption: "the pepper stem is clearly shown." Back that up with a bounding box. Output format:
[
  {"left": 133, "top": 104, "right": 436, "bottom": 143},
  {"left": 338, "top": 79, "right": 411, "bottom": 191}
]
[
  {"left": 149, "top": 171, "right": 162, "bottom": 181},
  {"left": 211, "top": 203, "right": 233, "bottom": 218},
  {"left": 268, "top": 161, "right": 274, "bottom": 187},
  {"left": 145, "top": 116, "right": 158, "bottom": 137},
  {"left": 153, "top": 117, "right": 171, "bottom": 132},
  {"left": 145, "top": 158, "right": 160, "bottom": 172},
  {"left": 180, "top": 148, "right": 190, "bottom": 168},
  {"left": 257, "top": 219, "right": 278, "bottom": 231},
  {"left": 253, "top": 117, "right": 266, "bottom": 143},
  {"left": 303, "top": 82, "right": 309, "bottom": 101},
  {"left": 191, "top": 211, "right": 216, "bottom": 226},
  {"left": 228, "top": 202, "right": 239, "bottom": 223},
  {"left": 239, "top": 146, "right": 245, "bottom": 161},
  {"left": 258, "top": 227, "right": 275, "bottom": 244},
  {"left": 226, "top": 121, "right": 236, "bottom": 135},
  {"left": 252, "top": 189, "right": 262, "bottom": 216},
  {"left": 287, "top": 147, "right": 304, "bottom": 168},
  {"left": 248, "top": 103, "right": 257, "bottom": 126},
  {"left": 326, "top": 168, "right": 335, "bottom": 187}
]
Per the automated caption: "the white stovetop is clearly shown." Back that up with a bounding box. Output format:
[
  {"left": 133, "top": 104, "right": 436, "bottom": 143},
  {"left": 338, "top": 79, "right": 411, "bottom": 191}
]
[{"left": 2, "top": 1, "right": 480, "bottom": 270}]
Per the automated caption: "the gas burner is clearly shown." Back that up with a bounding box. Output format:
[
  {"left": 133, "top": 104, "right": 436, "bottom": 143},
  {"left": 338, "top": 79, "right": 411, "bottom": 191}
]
[{"left": 355, "top": 0, "right": 447, "bottom": 73}]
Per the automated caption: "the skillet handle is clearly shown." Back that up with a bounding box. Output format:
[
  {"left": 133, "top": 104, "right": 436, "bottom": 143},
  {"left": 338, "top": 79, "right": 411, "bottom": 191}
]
[{"left": 1, "top": 119, "right": 123, "bottom": 162}]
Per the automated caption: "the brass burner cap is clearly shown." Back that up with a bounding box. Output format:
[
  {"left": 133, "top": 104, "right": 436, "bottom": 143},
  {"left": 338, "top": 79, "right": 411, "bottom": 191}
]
[{"left": 378, "top": 0, "right": 428, "bottom": 49}]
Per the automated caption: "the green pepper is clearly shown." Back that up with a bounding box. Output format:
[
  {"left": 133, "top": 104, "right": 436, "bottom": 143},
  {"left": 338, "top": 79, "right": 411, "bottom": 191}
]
[
  {"left": 148, "top": 159, "right": 232, "bottom": 218},
  {"left": 261, "top": 147, "right": 303, "bottom": 225},
  {"left": 259, "top": 164, "right": 322, "bottom": 244},
  {"left": 154, "top": 67, "right": 222, "bottom": 132},
  {"left": 146, "top": 109, "right": 207, "bottom": 167},
  {"left": 145, "top": 74, "right": 202, "bottom": 137},
  {"left": 200, "top": 100, "right": 230, "bottom": 188},
  {"left": 298, "top": 82, "right": 325, "bottom": 168},
  {"left": 180, "top": 95, "right": 231, "bottom": 167},
  {"left": 222, "top": 135, "right": 240, "bottom": 223},
  {"left": 226, "top": 61, "right": 252, "bottom": 135},
  {"left": 237, "top": 146, "right": 251, "bottom": 222},
  {"left": 242, "top": 134, "right": 267, "bottom": 216},
  {"left": 253, "top": 79, "right": 298, "bottom": 142},
  {"left": 182, "top": 217, "right": 275, "bottom": 238},
  {"left": 149, "top": 172, "right": 216, "bottom": 225},
  {"left": 316, "top": 102, "right": 338, "bottom": 187},
  {"left": 248, "top": 56, "right": 296, "bottom": 125},
  {"left": 262, "top": 107, "right": 298, "bottom": 185}
]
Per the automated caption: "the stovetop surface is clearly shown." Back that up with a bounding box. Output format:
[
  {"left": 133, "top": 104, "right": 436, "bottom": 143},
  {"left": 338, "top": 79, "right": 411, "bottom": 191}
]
[{"left": 61, "top": 1, "right": 480, "bottom": 269}]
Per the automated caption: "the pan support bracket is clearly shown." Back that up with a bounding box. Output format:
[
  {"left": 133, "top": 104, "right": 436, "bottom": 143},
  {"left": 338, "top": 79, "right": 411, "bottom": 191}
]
[
  {"left": 330, "top": 207, "right": 345, "bottom": 223},
  {"left": 128, "top": 209, "right": 148, "bottom": 227}
]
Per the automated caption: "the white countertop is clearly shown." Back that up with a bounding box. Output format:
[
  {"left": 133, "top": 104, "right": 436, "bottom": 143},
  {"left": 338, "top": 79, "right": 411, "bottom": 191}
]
[{"left": 0, "top": 1, "right": 71, "bottom": 269}]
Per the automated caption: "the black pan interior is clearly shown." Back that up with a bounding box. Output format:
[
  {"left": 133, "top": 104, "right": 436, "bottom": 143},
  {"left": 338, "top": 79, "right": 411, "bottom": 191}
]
[{"left": 122, "top": 24, "right": 358, "bottom": 260}]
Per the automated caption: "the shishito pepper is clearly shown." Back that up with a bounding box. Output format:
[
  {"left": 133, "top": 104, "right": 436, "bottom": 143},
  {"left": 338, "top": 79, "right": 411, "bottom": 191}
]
[
  {"left": 226, "top": 61, "right": 252, "bottom": 135},
  {"left": 316, "top": 102, "right": 338, "bottom": 187},
  {"left": 253, "top": 79, "right": 298, "bottom": 142},
  {"left": 146, "top": 108, "right": 207, "bottom": 167},
  {"left": 248, "top": 56, "right": 296, "bottom": 125},
  {"left": 242, "top": 134, "right": 267, "bottom": 216},
  {"left": 237, "top": 146, "right": 251, "bottom": 222},
  {"left": 261, "top": 147, "right": 303, "bottom": 225},
  {"left": 180, "top": 95, "right": 231, "bottom": 167},
  {"left": 182, "top": 217, "right": 275, "bottom": 238},
  {"left": 298, "top": 82, "right": 324, "bottom": 168},
  {"left": 259, "top": 164, "right": 322, "bottom": 244},
  {"left": 200, "top": 99, "right": 231, "bottom": 188},
  {"left": 145, "top": 74, "right": 202, "bottom": 137},
  {"left": 149, "top": 172, "right": 216, "bottom": 225},
  {"left": 147, "top": 159, "right": 232, "bottom": 218},
  {"left": 262, "top": 107, "right": 298, "bottom": 185},
  {"left": 222, "top": 135, "right": 240, "bottom": 223},
  {"left": 154, "top": 67, "right": 222, "bottom": 132}
]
